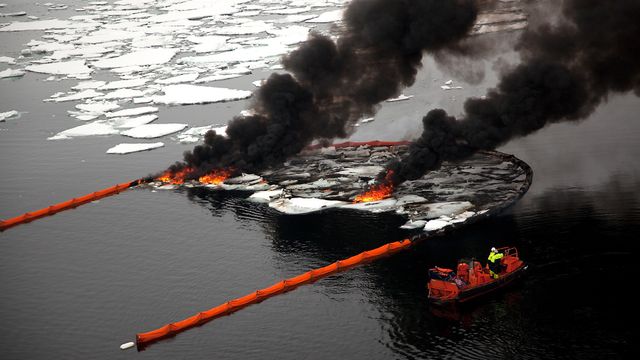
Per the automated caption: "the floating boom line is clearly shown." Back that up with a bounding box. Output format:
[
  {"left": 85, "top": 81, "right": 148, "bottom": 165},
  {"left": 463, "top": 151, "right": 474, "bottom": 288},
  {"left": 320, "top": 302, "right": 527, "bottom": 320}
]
[
  {"left": 0, "top": 179, "right": 145, "bottom": 231},
  {"left": 128, "top": 239, "right": 414, "bottom": 350}
]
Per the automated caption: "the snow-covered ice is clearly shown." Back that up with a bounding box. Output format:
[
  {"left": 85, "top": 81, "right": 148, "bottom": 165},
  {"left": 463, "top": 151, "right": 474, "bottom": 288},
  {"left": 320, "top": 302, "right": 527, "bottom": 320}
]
[
  {"left": 121, "top": 123, "right": 187, "bottom": 138},
  {"left": 98, "top": 78, "right": 148, "bottom": 90},
  {"left": 386, "top": 94, "right": 414, "bottom": 102},
  {"left": 76, "top": 102, "right": 120, "bottom": 114},
  {"left": 306, "top": 9, "right": 343, "bottom": 23},
  {"left": 152, "top": 84, "right": 252, "bottom": 105},
  {"left": 0, "top": 68, "right": 24, "bottom": 78},
  {"left": 93, "top": 49, "right": 177, "bottom": 69},
  {"left": 25, "top": 60, "right": 92, "bottom": 75},
  {"left": 0, "top": 56, "right": 15, "bottom": 64},
  {"left": 154, "top": 73, "right": 199, "bottom": 84},
  {"left": 48, "top": 121, "right": 119, "bottom": 140},
  {"left": 46, "top": 89, "right": 103, "bottom": 102},
  {"left": 105, "top": 106, "right": 158, "bottom": 118},
  {"left": 111, "top": 114, "right": 158, "bottom": 128},
  {"left": 106, "top": 142, "right": 164, "bottom": 154},
  {"left": 269, "top": 197, "right": 347, "bottom": 215},
  {"left": 0, "top": 110, "right": 19, "bottom": 122}
]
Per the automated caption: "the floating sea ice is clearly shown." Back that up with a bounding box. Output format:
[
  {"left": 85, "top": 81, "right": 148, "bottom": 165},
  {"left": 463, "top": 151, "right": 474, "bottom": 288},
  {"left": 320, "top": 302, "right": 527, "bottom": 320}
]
[
  {"left": 152, "top": 84, "right": 252, "bottom": 105},
  {"left": 340, "top": 198, "right": 398, "bottom": 213},
  {"left": 249, "top": 189, "right": 284, "bottom": 203},
  {"left": 271, "top": 14, "right": 318, "bottom": 23},
  {"left": 111, "top": 114, "right": 158, "bottom": 129},
  {"left": 101, "top": 88, "right": 145, "bottom": 99},
  {"left": 0, "top": 56, "right": 15, "bottom": 64},
  {"left": 99, "top": 78, "right": 148, "bottom": 90},
  {"left": 441, "top": 85, "right": 463, "bottom": 90},
  {"left": 72, "top": 80, "right": 106, "bottom": 90},
  {"left": 0, "top": 68, "right": 25, "bottom": 78},
  {"left": 105, "top": 106, "right": 158, "bottom": 118},
  {"left": 306, "top": 9, "right": 343, "bottom": 23},
  {"left": 133, "top": 97, "right": 153, "bottom": 104},
  {"left": 423, "top": 219, "right": 451, "bottom": 232},
  {"left": 0, "top": 11, "right": 27, "bottom": 17},
  {"left": 154, "top": 73, "right": 199, "bottom": 85},
  {"left": 180, "top": 44, "right": 289, "bottom": 64},
  {"left": 46, "top": 89, "right": 103, "bottom": 102},
  {"left": 76, "top": 101, "right": 120, "bottom": 114},
  {"left": 193, "top": 73, "right": 242, "bottom": 83},
  {"left": 93, "top": 48, "right": 177, "bottom": 69},
  {"left": 48, "top": 121, "right": 119, "bottom": 140},
  {"left": 386, "top": 94, "right": 414, "bottom": 102},
  {"left": 121, "top": 123, "right": 188, "bottom": 138},
  {"left": 445, "top": 80, "right": 453, "bottom": 85},
  {"left": 269, "top": 197, "right": 347, "bottom": 215},
  {"left": 252, "top": 79, "right": 264, "bottom": 87},
  {"left": 186, "top": 35, "right": 235, "bottom": 53},
  {"left": 177, "top": 124, "right": 227, "bottom": 143},
  {"left": 400, "top": 220, "right": 427, "bottom": 230},
  {"left": 360, "top": 117, "right": 374, "bottom": 123},
  {"left": 25, "top": 60, "right": 92, "bottom": 75},
  {"left": 214, "top": 20, "right": 273, "bottom": 35},
  {"left": 0, "top": 19, "right": 97, "bottom": 32},
  {"left": 264, "top": 7, "right": 310, "bottom": 15},
  {"left": 0, "top": 110, "right": 19, "bottom": 122},
  {"left": 106, "top": 142, "right": 164, "bottom": 154}
]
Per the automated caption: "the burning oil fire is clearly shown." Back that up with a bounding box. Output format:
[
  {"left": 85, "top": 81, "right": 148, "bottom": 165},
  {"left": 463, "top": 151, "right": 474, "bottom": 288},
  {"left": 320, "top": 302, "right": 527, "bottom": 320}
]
[
  {"left": 353, "top": 170, "right": 395, "bottom": 203},
  {"left": 198, "top": 169, "right": 233, "bottom": 185},
  {"left": 156, "top": 167, "right": 193, "bottom": 184}
]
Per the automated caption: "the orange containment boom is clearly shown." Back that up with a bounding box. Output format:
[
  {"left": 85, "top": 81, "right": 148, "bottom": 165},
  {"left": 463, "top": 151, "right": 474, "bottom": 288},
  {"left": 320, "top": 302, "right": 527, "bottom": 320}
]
[
  {"left": 0, "top": 179, "right": 145, "bottom": 231},
  {"left": 133, "top": 239, "right": 413, "bottom": 349}
]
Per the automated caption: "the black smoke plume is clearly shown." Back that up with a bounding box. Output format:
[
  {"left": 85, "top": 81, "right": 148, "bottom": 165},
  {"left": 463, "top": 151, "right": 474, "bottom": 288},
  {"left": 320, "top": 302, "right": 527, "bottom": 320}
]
[
  {"left": 387, "top": 0, "right": 640, "bottom": 185},
  {"left": 168, "top": 0, "right": 478, "bottom": 177}
]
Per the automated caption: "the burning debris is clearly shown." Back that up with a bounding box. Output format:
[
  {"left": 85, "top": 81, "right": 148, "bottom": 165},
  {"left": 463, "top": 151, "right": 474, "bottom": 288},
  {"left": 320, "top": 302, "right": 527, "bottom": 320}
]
[{"left": 149, "top": 142, "right": 532, "bottom": 234}]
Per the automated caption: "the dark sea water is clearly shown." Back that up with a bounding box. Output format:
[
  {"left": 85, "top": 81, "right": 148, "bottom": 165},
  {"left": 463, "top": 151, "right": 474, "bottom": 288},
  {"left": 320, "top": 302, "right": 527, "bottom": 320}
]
[{"left": 1, "top": 2, "right": 639, "bottom": 359}]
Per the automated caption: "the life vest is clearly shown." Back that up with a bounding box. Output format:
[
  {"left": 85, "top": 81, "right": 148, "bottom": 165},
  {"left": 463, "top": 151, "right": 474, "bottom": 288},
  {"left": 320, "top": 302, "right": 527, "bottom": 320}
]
[{"left": 488, "top": 252, "right": 504, "bottom": 263}]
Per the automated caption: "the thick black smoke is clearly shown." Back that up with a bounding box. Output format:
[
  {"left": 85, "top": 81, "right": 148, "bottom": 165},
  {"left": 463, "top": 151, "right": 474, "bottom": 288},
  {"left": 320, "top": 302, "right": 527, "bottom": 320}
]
[
  {"left": 170, "top": 0, "right": 478, "bottom": 177},
  {"left": 387, "top": 0, "right": 640, "bottom": 185}
]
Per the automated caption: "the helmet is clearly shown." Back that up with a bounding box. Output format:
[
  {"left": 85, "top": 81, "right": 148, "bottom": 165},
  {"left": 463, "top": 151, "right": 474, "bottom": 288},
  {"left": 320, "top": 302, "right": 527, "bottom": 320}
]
[{"left": 491, "top": 247, "right": 497, "bottom": 253}]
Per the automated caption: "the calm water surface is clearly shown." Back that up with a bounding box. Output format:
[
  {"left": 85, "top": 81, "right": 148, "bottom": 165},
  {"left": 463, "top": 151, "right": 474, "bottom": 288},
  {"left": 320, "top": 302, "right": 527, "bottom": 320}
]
[{"left": 1, "top": 2, "right": 638, "bottom": 359}]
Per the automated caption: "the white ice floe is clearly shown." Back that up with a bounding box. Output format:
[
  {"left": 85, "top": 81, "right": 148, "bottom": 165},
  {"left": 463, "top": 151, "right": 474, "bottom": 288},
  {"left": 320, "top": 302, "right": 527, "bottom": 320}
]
[
  {"left": 306, "top": 9, "right": 343, "bottom": 23},
  {"left": 269, "top": 197, "right": 347, "bottom": 215},
  {"left": 0, "top": 110, "right": 19, "bottom": 122},
  {"left": 99, "top": 78, "right": 148, "bottom": 90},
  {"left": 248, "top": 189, "right": 283, "bottom": 203},
  {"left": 0, "top": 56, "right": 15, "bottom": 64},
  {"left": 76, "top": 101, "right": 120, "bottom": 114},
  {"left": 154, "top": 73, "right": 199, "bottom": 84},
  {"left": 400, "top": 220, "right": 427, "bottom": 230},
  {"left": 48, "top": 121, "right": 119, "bottom": 140},
  {"left": 360, "top": 117, "right": 374, "bottom": 123},
  {"left": 106, "top": 142, "right": 164, "bottom": 154},
  {"left": 177, "top": 124, "right": 227, "bottom": 143},
  {"left": 193, "top": 73, "right": 242, "bottom": 83},
  {"left": 111, "top": 114, "right": 158, "bottom": 128},
  {"left": 72, "top": 80, "right": 106, "bottom": 90},
  {"left": 186, "top": 35, "right": 235, "bottom": 53},
  {"left": 252, "top": 79, "right": 264, "bottom": 87},
  {"left": 25, "top": 60, "right": 92, "bottom": 75},
  {"left": 396, "top": 195, "right": 428, "bottom": 206},
  {"left": 0, "top": 68, "right": 24, "bottom": 78},
  {"left": 424, "top": 201, "right": 473, "bottom": 219},
  {"left": 101, "top": 88, "right": 145, "bottom": 99},
  {"left": 152, "top": 84, "right": 252, "bottom": 105},
  {"left": 93, "top": 48, "right": 177, "bottom": 69},
  {"left": 272, "top": 14, "right": 318, "bottom": 23},
  {"left": 105, "top": 106, "right": 158, "bottom": 118},
  {"left": 386, "top": 94, "right": 414, "bottom": 102},
  {"left": 441, "top": 85, "right": 463, "bottom": 90},
  {"left": 424, "top": 219, "right": 451, "bottom": 232},
  {"left": 180, "top": 44, "right": 288, "bottom": 64},
  {"left": 214, "top": 20, "right": 273, "bottom": 35},
  {"left": 46, "top": 89, "right": 103, "bottom": 102},
  {"left": 0, "top": 19, "right": 97, "bottom": 32},
  {"left": 121, "top": 123, "right": 187, "bottom": 138},
  {"left": 340, "top": 198, "right": 399, "bottom": 213}
]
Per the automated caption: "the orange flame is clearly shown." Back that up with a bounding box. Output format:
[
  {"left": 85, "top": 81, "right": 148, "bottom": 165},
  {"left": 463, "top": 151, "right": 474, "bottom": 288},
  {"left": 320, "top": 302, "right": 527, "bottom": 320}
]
[
  {"left": 353, "top": 170, "right": 395, "bottom": 203},
  {"left": 198, "top": 168, "right": 233, "bottom": 185},
  {"left": 156, "top": 167, "right": 193, "bottom": 184}
]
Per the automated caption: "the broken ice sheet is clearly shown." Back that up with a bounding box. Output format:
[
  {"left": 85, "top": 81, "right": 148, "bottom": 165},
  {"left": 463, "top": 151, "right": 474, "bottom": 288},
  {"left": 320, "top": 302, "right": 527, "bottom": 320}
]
[
  {"left": 154, "top": 73, "right": 199, "bottom": 84},
  {"left": 111, "top": 114, "right": 158, "bottom": 129},
  {"left": 121, "top": 123, "right": 188, "bottom": 138},
  {"left": 98, "top": 78, "right": 148, "bottom": 90},
  {"left": 25, "top": 60, "right": 92, "bottom": 75},
  {"left": 306, "top": 9, "right": 343, "bottom": 23},
  {"left": 269, "top": 197, "right": 347, "bottom": 215},
  {"left": 177, "top": 124, "right": 227, "bottom": 143},
  {"left": 106, "top": 142, "right": 164, "bottom": 154},
  {"left": 0, "top": 110, "right": 19, "bottom": 122},
  {"left": 152, "top": 84, "right": 252, "bottom": 105},
  {"left": 105, "top": 106, "right": 158, "bottom": 118},
  {"left": 0, "top": 68, "right": 25, "bottom": 78},
  {"left": 76, "top": 101, "right": 120, "bottom": 114},
  {"left": 0, "top": 19, "right": 98, "bottom": 32},
  {"left": 45, "top": 89, "right": 103, "bottom": 102},
  {"left": 93, "top": 48, "right": 177, "bottom": 69},
  {"left": 0, "top": 56, "right": 16, "bottom": 64},
  {"left": 386, "top": 94, "right": 414, "bottom": 102},
  {"left": 48, "top": 121, "right": 119, "bottom": 140}
]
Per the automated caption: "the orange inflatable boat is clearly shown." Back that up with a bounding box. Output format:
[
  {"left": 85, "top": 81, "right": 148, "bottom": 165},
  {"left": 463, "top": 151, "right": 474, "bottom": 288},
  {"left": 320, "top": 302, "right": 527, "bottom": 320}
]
[{"left": 427, "top": 247, "right": 527, "bottom": 304}]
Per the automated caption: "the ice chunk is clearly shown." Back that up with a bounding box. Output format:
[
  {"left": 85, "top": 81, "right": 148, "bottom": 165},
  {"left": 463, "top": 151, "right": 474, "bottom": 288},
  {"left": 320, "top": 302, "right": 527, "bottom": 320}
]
[
  {"left": 423, "top": 201, "right": 474, "bottom": 219},
  {"left": 340, "top": 198, "right": 398, "bottom": 213},
  {"left": 396, "top": 195, "right": 428, "bottom": 206},
  {"left": 180, "top": 44, "right": 289, "bottom": 64},
  {"left": 424, "top": 219, "right": 451, "bottom": 232},
  {"left": 98, "top": 78, "right": 148, "bottom": 90},
  {"left": 154, "top": 73, "right": 199, "bottom": 84},
  {"left": 0, "top": 19, "right": 97, "bottom": 32},
  {"left": 360, "top": 117, "right": 374, "bottom": 123},
  {"left": 120, "top": 342, "right": 135, "bottom": 350},
  {"left": 249, "top": 189, "right": 283, "bottom": 203},
  {"left": 111, "top": 114, "right": 158, "bottom": 128},
  {"left": 193, "top": 73, "right": 243, "bottom": 83},
  {"left": 106, "top": 142, "right": 164, "bottom": 154},
  {"left": 177, "top": 124, "right": 227, "bottom": 142},
  {"left": 46, "top": 89, "right": 103, "bottom": 102},
  {"left": 121, "top": 123, "right": 188, "bottom": 138},
  {"left": 336, "top": 165, "right": 384, "bottom": 177},
  {"left": 101, "top": 88, "right": 145, "bottom": 99},
  {"left": 0, "top": 56, "right": 16, "bottom": 64},
  {"left": 152, "top": 84, "right": 252, "bottom": 105},
  {"left": 400, "top": 220, "right": 427, "bottom": 230},
  {"left": 72, "top": 80, "right": 106, "bottom": 90},
  {"left": 105, "top": 106, "right": 158, "bottom": 118},
  {"left": 306, "top": 9, "right": 343, "bottom": 23},
  {"left": 0, "top": 110, "right": 19, "bottom": 122},
  {"left": 76, "top": 101, "right": 120, "bottom": 114},
  {"left": 441, "top": 85, "right": 463, "bottom": 90},
  {"left": 214, "top": 20, "right": 273, "bottom": 35},
  {"left": 269, "top": 197, "right": 347, "bottom": 215},
  {"left": 93, "top": 48, "right": 177, "bottom": 69},
  {"left": 186, "top": 35, "right": 235, "bottom": 53},
  {"left": 386, "top": 94, "right": 414, "bottom": 102},
  {"left": 0, "top": 68, "right": 24, "bottom": 78},
  {"left": 252, "top": 79, "right": 264, "bottom": 87},
  {"left": 48, "top": 121, "right": 119, "bottom": 140},
  {"left": 445, "top": 80, "right": 453, "bottom": 85},
  {"left": 25, "top": 60, "right": 92, "bottom": 75}
]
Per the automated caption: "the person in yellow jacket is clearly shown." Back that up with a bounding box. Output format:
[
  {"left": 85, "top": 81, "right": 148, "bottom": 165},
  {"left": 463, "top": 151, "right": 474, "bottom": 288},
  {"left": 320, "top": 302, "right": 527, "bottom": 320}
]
[{"left": 488, "top": 247, "right": 504, "bottom": 279}]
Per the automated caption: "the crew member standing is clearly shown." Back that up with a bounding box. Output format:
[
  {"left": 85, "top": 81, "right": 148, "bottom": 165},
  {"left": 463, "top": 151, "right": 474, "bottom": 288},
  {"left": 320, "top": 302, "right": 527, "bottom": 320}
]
[{"left": 488, "top": 247, "right": 504, "bottom": 279}]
